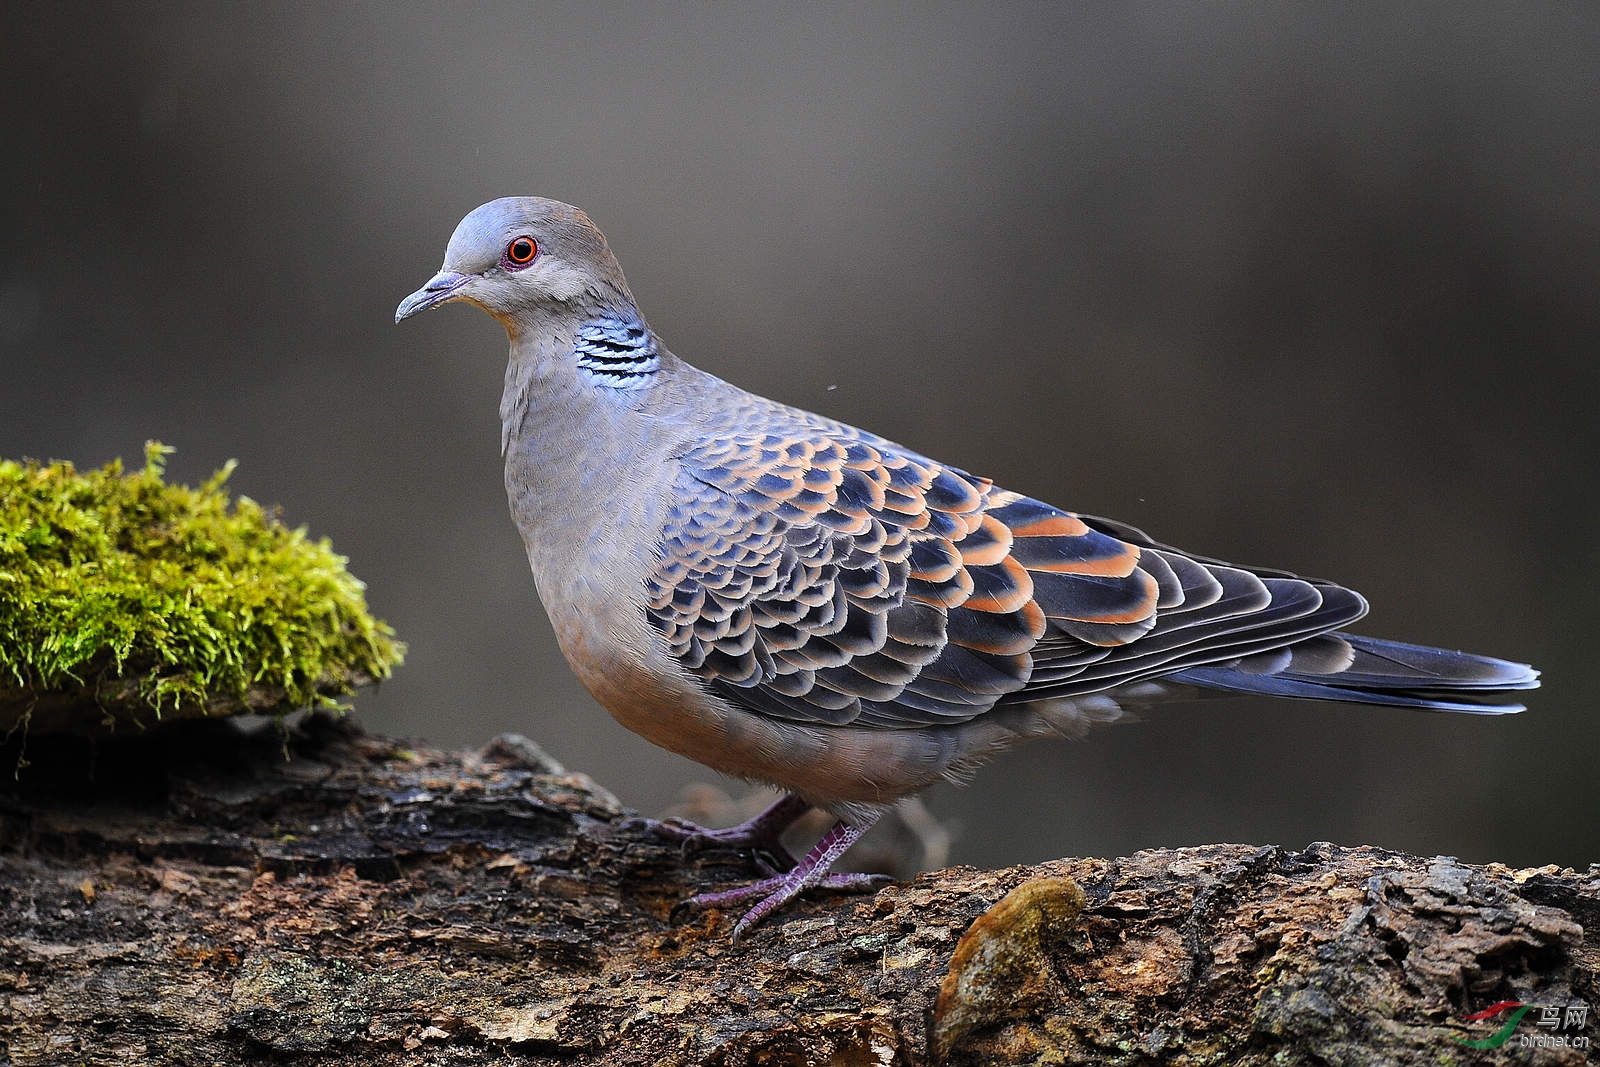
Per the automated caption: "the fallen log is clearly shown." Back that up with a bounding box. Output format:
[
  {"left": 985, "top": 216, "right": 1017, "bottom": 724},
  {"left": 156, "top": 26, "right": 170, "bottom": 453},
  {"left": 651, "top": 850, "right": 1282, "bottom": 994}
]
[{"left": 0, "top": 713, "right": 1591, "bottom": 1065}]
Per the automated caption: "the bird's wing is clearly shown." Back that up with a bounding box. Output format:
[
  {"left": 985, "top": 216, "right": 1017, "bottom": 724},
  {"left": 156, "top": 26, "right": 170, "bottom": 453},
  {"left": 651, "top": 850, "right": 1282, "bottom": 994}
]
[{"left": 645, "top": 424, "right": 1365, "bottom": 729}]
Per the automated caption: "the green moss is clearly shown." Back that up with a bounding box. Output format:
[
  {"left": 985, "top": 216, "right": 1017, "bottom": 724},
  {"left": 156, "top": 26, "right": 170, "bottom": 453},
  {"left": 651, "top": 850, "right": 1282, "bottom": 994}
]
[{"left": 0, "top": 442, "right": 403, "bottom": 736}]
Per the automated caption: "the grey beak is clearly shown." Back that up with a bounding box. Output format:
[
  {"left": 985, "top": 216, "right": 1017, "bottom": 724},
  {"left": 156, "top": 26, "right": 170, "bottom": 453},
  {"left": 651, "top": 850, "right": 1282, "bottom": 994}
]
[{"left": 395, "top": 270, "right": 472, "bottom": 323}]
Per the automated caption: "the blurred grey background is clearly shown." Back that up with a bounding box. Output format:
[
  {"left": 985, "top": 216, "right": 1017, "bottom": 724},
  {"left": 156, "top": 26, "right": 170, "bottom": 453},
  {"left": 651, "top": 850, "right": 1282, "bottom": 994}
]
[{"left": 4, "top": 4, "right": 1595, "bottom": 871}]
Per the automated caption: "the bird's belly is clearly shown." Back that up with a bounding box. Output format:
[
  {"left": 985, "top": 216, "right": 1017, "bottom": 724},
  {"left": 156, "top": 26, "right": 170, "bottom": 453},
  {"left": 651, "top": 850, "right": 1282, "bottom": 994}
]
[
  {"left": 520, "top": 495, "right": 1108, "bottom": 811},
  {"left": 544, "top": 595, "right": 1063, "bottom": 811}
]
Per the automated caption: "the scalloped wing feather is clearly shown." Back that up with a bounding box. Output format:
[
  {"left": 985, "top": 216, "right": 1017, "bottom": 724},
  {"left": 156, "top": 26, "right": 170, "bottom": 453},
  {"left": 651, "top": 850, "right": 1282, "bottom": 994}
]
[{"left": 645, "top": 420, "right": 1379, "bottom": 730}]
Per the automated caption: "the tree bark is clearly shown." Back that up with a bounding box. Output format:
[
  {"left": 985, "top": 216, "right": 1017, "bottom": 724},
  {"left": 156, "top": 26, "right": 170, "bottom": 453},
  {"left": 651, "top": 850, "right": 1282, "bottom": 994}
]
[{"left": 0, "top": 713, "right": 1592, "bottom": 1066}]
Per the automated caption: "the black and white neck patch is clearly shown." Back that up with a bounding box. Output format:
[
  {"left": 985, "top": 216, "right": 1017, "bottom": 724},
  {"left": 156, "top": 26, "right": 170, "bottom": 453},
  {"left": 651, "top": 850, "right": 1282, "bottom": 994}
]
[{"left": 573, "top": 313, "right": 660, "bottom": 390}]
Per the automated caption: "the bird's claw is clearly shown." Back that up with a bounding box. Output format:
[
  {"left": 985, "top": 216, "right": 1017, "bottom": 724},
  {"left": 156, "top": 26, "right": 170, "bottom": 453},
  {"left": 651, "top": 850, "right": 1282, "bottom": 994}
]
[
  {"left": 620, "top": 815, "right": 711, "bottom": 847},
  {"left": 675, "top": 870, "right": 892, "bottom": 944},
  {"left": 621, "top": 812, "right": 799, "bottom": 868}
]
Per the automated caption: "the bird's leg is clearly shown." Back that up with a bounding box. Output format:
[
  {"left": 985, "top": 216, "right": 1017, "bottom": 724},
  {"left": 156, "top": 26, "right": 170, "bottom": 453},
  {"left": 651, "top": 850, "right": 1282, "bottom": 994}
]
[
  {"left": 623, "top": 792, "right": 813, "bottom": 869},
  {"left": 676, "top": 814, "right": 890, "bottom": 943}
]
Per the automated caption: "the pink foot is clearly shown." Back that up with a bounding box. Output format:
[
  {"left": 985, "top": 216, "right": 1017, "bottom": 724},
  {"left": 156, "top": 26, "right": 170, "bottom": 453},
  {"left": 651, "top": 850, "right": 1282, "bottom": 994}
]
[
  {"left": 623, "top": 792, "right": 811, "bottom": 869},
  {"left": 674, "top": 816, "right": 889, "bottom": 943}
]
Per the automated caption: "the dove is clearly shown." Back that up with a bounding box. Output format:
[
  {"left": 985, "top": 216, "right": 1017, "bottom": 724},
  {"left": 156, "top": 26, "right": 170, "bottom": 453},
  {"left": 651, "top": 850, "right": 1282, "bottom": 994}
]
[{"left": 397, "top": 197, "right": 1537, "bottom": 941}]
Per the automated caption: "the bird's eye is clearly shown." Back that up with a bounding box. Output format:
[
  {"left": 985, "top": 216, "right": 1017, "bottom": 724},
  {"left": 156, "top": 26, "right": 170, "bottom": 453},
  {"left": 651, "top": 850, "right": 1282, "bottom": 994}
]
[{"left": 502, "top": 236, "right": 538, "bottom": 269}]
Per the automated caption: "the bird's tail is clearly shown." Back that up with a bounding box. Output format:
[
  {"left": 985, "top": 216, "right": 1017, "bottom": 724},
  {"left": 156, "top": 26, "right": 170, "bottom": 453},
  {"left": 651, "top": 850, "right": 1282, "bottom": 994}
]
[{"left": 1170, "top": 634, "right": 1539, "bottom": 714}]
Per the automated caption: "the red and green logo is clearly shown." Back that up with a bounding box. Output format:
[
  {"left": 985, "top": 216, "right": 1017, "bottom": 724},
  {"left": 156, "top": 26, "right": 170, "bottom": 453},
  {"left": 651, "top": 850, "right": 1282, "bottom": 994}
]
[
  {"left": 1456, "top": 1001, "right": 1535, "bottom": 1049},
  {"left": 1456, "top": 1000, "right": 1590, "bottom": 1050}
]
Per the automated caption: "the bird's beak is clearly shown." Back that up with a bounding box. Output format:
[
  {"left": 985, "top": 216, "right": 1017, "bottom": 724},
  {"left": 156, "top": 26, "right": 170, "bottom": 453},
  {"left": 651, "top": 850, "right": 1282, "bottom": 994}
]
[{"left": 395, "top": 270, "right": 472, "bottom": 323}]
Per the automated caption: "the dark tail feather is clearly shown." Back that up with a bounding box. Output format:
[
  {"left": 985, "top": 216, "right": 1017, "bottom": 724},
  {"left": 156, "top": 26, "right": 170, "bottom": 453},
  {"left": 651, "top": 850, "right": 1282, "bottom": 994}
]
[{"left": 1171, "top": 634, "right": 1539, "bottom": 715}]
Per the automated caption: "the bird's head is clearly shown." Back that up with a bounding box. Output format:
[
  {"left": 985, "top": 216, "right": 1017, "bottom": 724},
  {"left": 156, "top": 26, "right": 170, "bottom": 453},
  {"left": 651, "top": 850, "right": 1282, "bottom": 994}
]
[{"left": 395, "top": 197, "right": 633, "bottom": 331}]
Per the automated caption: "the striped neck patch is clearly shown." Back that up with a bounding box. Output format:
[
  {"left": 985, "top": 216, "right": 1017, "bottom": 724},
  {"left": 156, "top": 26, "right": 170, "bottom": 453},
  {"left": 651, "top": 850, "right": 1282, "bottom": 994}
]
[{"left": 573, "top": 313, "right": 660, "bottom": 390}]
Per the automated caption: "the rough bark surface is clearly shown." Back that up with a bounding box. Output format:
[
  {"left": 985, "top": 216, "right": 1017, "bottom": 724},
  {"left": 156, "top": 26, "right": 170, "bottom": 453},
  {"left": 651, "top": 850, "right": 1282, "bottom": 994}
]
[{"left": 0, "top": 713, "right": 1592, "bottom": 1066}]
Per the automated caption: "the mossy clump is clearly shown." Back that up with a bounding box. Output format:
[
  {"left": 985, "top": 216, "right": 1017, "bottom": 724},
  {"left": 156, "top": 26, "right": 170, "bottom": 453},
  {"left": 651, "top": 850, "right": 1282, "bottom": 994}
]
[{"left": 0, "top": 442, "right": 404, "bottom": 737}]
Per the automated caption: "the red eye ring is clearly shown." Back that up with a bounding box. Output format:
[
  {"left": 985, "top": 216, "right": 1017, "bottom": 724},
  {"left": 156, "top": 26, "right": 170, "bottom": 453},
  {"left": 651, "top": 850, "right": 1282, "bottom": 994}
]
[{"left": 503, "top": 236, "right": 538, "bottom": 268}]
